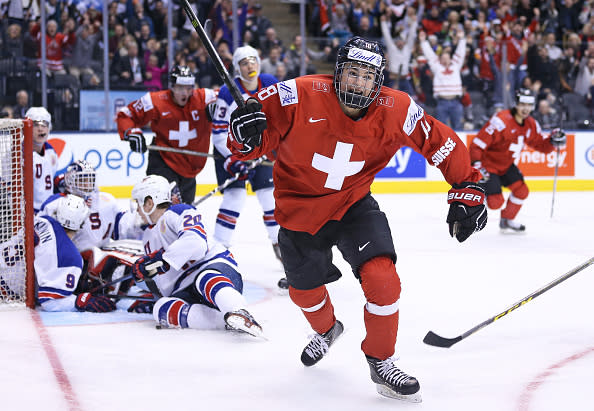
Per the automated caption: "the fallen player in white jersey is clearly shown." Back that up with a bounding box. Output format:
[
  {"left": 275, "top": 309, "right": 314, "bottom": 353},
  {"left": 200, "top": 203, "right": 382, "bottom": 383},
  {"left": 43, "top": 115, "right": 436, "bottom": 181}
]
[{"left": 129, "top": 175, "right": 264, "bottom": 337}]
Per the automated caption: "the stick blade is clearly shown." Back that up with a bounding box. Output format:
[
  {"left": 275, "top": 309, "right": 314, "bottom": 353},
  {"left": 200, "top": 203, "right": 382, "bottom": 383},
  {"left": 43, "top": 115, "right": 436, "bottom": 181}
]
[{"left": 423, "top": 331, "right": 462, "bottom": 348}]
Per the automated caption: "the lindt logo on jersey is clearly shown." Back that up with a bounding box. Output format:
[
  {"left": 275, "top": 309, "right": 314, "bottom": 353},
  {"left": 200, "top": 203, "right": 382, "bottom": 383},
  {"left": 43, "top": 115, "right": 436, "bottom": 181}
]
[{"left": 347, "top": 48, "right": 382, "bottom": 68}]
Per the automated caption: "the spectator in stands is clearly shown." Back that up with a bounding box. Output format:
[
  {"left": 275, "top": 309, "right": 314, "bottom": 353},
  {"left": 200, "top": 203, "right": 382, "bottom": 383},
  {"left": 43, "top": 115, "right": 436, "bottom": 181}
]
[
  {"left": 284, "top": 35, "right": 328, "bottom": 78},
  {"left": 261, "top": 27, "right": 283, "bottom": 57},
  {"left": 419, "top": 29, "right": 466, "bottom": 130},
  {"left": 575, "top": 52, "right": 594, "bottom": 101},
  {"left": 109, "top": 23, "right": 126, "bottom": 60},
  {"left": 3, "top": 23, "right": 23, "bottom": 58},
  {"left": 111, "top": 40, "right": 146, "bottom": 89},
  {"left": 543, "top": 31, "right": 563, "bottom": 62},
  {"left": 144, "top": 53, "right": 168, "bottom": 91},
  {"left": 33, "top": 19, "right": 76, "bottom": 75},
  {"left": 527, "top": 44, "right": 561, "bottom": 95},
  {"left": 147, "top": 0, "right": 168, "bottom": 40},
  {"left": 533, "top": 98, "right": 561, "bottom": 130},
  {"left": 68, "top": 23, "right": 101, "bottom": 86},
  {"left": 380, "top": 11, "right": 417, "bottom": 96},
  {"left": 214, "top": 0, "right": 248, "bottom": 52},
  {"left": 327, "top": 2, "right": 352, "bottom": 46},
  {"left": 351, "top": 14, "right": 380, "bottom": 38},
  {"left": 0, "top": 106, "right": 14, "bottom": 119},
  {"left": 194, "top": 45, "right": 223, "bottom": 88},
  {"left": 12, "top": 89, "right": 29, "bottom": 119},
  {"left": 275, "top": 61, "right": 288, "bottom": 81},
  {"left": 260, "top": 45, "right": 282, "bottom": 75},
  {"left": 127, "top": 1, "right": 154, "bottom": 40},
  {"left": 244, "top": 2, "right": 273, "bottom": 49},
  {"left": 421, "top": 5, "right": 443, "bottom": 36},
  {"left": 558, "top": 45, "right": 580, "bottom": 92}
]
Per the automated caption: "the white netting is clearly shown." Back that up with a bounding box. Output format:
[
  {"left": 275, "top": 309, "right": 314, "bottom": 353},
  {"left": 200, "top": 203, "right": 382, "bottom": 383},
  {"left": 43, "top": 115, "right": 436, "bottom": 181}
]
[{"left": 0, "top": 119, "right": 27, "bottom": 306}]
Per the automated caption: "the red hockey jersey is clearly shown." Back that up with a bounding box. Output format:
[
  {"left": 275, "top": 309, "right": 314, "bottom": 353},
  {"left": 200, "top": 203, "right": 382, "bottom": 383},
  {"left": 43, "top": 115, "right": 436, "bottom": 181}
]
[
  {"left": 117, "top": 88, "right": 217, "bottom": 178},
  {"left": 470, "top": 110, "right": 555, "bottom": 175},
  {"left": 229, "top": 75, "right": 480, "bottom": 235}
]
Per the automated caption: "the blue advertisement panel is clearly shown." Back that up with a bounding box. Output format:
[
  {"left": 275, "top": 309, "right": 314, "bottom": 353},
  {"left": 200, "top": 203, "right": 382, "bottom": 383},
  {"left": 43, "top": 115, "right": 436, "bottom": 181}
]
[
  {"left": 79, "top": 90, "right": 146, "bottom": 131},
  {"left": 375, "top": 147, "right": 426, "bottom": 178}
]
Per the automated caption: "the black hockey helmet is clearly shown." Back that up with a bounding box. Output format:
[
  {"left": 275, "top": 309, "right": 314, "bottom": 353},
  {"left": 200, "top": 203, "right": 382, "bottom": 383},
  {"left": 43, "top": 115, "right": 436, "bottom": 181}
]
[
  {"left": 515, "top": 88, "right": 535, "bottom": 107},
  {"left": 170, "top": 65, "right": 195, "bottom": 87},
  {"left": 334, "top": 36, "right": 386, "bottom": 109}
]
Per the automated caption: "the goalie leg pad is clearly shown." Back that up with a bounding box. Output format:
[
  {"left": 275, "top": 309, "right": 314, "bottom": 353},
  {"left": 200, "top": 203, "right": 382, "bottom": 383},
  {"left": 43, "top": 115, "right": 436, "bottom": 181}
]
[
  {"left": 359, "top": 256, "right": 401, "bottom": 360},
  {"left": 289, "top": 285, "right": 336, "bottom": 335},
  {"left": 154, "top": 297, "right": 190, "bottom": 329}
]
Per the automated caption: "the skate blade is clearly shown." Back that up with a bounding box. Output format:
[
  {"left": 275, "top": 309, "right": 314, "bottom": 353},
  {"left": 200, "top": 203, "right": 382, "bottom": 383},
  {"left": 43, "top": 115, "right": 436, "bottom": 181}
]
[
  {"left": 375, "top": 384, "right": 422, "bottom": 403},
  {"left": 225, "top": 314, "right": 265, "bottom": 339},
  {"left": 499, "top": 227, "right": 526, "bottom": 235}
]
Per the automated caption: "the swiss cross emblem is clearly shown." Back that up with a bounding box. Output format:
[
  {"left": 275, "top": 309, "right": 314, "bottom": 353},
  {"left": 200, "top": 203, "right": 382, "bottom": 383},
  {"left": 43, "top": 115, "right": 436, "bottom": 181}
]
[
  {"left": 311, "top": 142, "right": 365, "bottom": 190},
  {"left": 169, "top": 121, "right": 197, "bottom": 147}
]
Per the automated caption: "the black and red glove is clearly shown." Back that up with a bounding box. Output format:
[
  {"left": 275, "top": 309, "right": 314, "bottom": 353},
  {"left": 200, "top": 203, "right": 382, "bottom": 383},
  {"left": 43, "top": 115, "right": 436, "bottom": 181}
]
[
  {"left": 132, "top": 249, "right": 169, "bottom": 282},
  {"left": 447, "top": 182, "right": 487, "bottom": 243},
  {"left": 229, "top": 98, "right": 267, "bottom": 154},
  {"left": 75, "top": 293, "right": 116, "bottom": 312}
]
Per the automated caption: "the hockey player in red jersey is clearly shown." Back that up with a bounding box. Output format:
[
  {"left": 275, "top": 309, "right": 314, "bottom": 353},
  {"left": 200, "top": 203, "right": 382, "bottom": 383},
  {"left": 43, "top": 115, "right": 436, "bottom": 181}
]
[
  {"left": 117, "top": 65, "right": 217, "bottom": 204},
  {"left": 226, "top": 36, "right": 487, "bottom": 402},
  {"left": 470, "top": 88, "right": 566, "bottom": 232}
]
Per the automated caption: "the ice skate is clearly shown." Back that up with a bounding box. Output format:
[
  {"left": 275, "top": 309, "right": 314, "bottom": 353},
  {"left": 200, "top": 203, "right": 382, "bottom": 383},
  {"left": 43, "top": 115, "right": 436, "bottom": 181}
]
[
  {"left": 365, "top": 355, "right": 422, "bottom": 402},
  {"left": 499, "top": 218, "right": 526, "bottom": 233},
  {"left": 301, "top": 320, "right": 344, "bottom": 366},
  {"left": 277, "top": 277, "right": 289, "bottom": 291},
  {"left": 224, "top": 309, "right": 264, "bottom": 338}
]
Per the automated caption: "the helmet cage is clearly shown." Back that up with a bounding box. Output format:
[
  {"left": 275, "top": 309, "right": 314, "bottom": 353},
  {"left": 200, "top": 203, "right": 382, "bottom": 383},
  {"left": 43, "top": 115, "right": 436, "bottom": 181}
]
[
  {"left": 65, "top": 160, "right": 97, "bottom": 199},
  {"left": 334, "top": 38, "right": 385, "bottom": 109}
]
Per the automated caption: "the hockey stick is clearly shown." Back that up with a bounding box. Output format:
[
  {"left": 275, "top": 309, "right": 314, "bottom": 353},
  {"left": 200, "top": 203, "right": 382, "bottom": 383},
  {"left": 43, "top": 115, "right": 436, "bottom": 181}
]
[
  {"left": 104, "top": 294, "right": 157, "bottom": 302},
  {"left": 148, "top": 145, "right": 218, "bottom": 159},
  {"left": 423, "top": 256, "right": 594, "bottom": 348},
  {"left": 181, "top": 0, "right": 246, "bottom": 108},
  {"left": 550, "top": 145, "right": 560, "bottom": 218},
  {"left": 192, "top": 157, "right": 266, "bottom": 207},
  {"left": 148, "top": 145, "right": 274, "bottom": 166}
]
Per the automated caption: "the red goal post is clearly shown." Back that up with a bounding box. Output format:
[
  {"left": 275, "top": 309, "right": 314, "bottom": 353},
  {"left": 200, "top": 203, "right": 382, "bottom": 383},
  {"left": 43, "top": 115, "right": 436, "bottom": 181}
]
[{"left": 0, "top": 118, "right": 35, "bottom": 308}]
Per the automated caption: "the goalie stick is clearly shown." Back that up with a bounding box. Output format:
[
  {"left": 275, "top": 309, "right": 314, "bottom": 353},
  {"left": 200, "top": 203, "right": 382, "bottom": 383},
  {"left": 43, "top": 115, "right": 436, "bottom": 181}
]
[
  {"left": 423, "top": 256, "right": 594, "bottom": 348},
  {"left": 181, "top": 0, "right": 245, "bottom": 108}
]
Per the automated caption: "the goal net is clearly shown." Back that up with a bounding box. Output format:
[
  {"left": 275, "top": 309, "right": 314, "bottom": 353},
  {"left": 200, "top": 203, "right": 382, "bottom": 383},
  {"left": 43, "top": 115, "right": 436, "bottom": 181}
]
[{"left": 0, "top": 119, "right": 35, "bottom": 308}]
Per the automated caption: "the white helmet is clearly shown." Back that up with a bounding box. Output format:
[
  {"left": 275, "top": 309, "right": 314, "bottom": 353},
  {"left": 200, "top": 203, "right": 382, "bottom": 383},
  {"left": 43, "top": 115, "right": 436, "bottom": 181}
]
[
  {"left": 65, "top": 160, "right": 97, "bottom": 198},
  {"left": 55, "top": 194, "right": 89, "bottom": 231},
  {"left": 25, "top": 107, "right": 52, "bottom": 130},
  {"left": 131, "top": 175, "right": 171, "bottom": 224},
  {"left": 232, "top": 45, "right": 261, "bottom": 82}
]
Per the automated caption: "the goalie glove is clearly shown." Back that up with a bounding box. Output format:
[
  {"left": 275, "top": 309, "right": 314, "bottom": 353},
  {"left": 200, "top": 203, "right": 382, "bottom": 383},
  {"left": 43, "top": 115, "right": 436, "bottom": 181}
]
[
  {"left": 124, "top": 128, "right": 147, "bottom": 153},
  {"left": 75, "top": 293, "right": 116, "bottom": 313},
  {"left": 447, "top": 182, "right": 487, "bottom": 243},
  {"left": 549, "top": 128, "right": 566, "bottom": 147},
  {"left": 229, "top": 98, "right": 267, "bottom": 154},
  {"left": 132, "top": 249, "right": 169, "bottom": 282},
  {"left": 471, "top": 161, "right": 490, "bottom": 183}
]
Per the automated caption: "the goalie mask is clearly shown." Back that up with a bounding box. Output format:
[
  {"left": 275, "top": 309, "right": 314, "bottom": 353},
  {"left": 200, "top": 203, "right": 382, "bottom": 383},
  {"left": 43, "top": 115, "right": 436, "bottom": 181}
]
[
  {"left": 55, "top": 194, "right": 90, "bottom": 231},
  {"left": 65, "top": 160, "right": 97, "bottom": 199},
  {"left": 334, "top": 37, "right": 385, "bottom": 109},
  {"left": 232, "top": 45, "right": 261, "bottom": 82},
  {"left": 131, "top": 175, "right": 171, "bottom": 225}
]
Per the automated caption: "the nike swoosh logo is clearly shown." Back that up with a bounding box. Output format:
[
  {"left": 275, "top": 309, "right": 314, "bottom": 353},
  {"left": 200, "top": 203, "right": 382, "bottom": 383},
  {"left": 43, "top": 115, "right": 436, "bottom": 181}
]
[
  {"left": 358, "top": 241, "right": 371, "bottom": 252},
  {"left": 162, "top": 112, "right": 170, "bottom": 116},
  {"left": 309, "top": 117, "right": 326, "bottom": 123}
]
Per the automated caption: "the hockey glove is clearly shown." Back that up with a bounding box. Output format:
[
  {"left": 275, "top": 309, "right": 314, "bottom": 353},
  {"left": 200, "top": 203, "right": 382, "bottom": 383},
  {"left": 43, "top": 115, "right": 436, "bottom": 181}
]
[
  {"left": 447, "top": 182, "right": 487, "bottom": 243},
  {"left": 229, "top": 98, "right": 267, "bottom": 154},
  {"left": 75, "top": 293, "right": 116, "bottom": 313},
  {"left": 132, "top": 249, "right": 170, "bottom": 282},
  {"left": 549, "top": 128, "right": 566, "bottom": 147},
  {"left": 127, "top": 293, "right": 156, "bottom": 313},
  {"left": 224, "top": 155, "right": 256, "bottom": 180},
  {"left": 124, "top": 128, "right": 147, "bottom": 153},
  {"left": 471, "top": 161, "right": 490, "bottom": 183}
]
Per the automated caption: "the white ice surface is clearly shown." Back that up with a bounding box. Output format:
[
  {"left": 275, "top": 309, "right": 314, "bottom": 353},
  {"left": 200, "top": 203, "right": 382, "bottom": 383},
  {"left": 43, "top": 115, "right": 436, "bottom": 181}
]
[{"left": 2, "top": 190, "right": 594, "bottom": 411}]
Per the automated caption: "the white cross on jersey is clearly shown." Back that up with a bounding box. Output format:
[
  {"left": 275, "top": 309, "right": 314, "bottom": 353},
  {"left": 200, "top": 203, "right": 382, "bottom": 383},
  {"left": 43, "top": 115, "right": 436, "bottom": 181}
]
[
  {"left": 312, "top": 142, "right": 365, "bottom": 190},
  {"left": 169, "top": 121, "right": 197, "bottom": 147},
  {"left": 509, "top": 135, "right": 525, "bottom": 164}
]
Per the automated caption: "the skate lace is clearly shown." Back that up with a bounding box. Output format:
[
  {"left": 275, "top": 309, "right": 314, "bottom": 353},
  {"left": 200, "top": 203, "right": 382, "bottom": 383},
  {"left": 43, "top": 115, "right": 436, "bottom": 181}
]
[
  {"left": 376, "top": 359, "right": 412, "bottom": 386},
  {"left": 304, "top": 334, "right": 329, "bottom": 359}
]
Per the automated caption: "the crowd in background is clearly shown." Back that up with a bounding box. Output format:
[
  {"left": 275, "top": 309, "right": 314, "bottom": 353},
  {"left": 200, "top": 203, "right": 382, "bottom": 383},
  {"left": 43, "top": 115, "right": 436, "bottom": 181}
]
[{"left": 0, "top": 0, "right": 593, "bottom": 130}]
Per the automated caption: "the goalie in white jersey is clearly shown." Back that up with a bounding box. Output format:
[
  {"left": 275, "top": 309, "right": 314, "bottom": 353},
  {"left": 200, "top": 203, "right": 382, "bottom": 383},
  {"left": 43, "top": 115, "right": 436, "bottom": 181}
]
[
  {"left": 26, "top": 107, "right": 58, "bottom": 212},
  {"left": 0, "top": 194, "right": 117, "bottom": 312},
  {"left": 130, "top": 175, "right": 263, "bottom": 337},
  {"left": 40, "top": 160, "right": 141, "bottom": 253}
]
